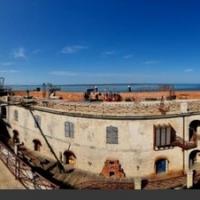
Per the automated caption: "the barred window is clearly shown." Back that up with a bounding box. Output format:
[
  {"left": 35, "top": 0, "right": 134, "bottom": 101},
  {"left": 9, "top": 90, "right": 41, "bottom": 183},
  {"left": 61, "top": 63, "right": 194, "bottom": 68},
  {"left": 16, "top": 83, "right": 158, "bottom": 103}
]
[
  {"left": 34, "top": 115, "right": 41, "bottom": 128},
  {"left": 65, "top": 122, "right": 74, "bottom": 138},
  {"left": 154, "top": 125, "right": 175, "bottom": 149},
  {"left": 106, "top": 126, "right": 118, "bottom": 144},
  {"left": 14, "top": 110, "right": 18, "bottom": 121}
]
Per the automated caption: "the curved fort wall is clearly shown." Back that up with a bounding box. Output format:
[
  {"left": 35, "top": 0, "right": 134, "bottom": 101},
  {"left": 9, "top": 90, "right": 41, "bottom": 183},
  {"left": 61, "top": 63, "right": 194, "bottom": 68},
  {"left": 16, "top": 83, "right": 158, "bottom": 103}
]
[{"left": 4, "top": 100, "right": 200, "bottom": 178}]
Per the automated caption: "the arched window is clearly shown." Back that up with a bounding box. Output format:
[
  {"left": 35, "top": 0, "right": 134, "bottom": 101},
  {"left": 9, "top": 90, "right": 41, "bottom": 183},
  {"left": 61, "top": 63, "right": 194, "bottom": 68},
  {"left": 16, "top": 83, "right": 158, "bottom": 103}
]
[
  {"left": 33, "top": 139, "right": 42, "bottom": 151},
  {"left": 14, "top": 110, "right": 18, "bottom": 121},
  {"left": 64, "top": 122, "right": 74, "bottom": 138},
  {"left": 106, "top": 126, "right": 118, "bottom": 144},
  {"left": 155, "top": 159, "right": 168, "bottom": 174},
  {"left": 63, "top": 150, "right": 76, "bottom": 165}
]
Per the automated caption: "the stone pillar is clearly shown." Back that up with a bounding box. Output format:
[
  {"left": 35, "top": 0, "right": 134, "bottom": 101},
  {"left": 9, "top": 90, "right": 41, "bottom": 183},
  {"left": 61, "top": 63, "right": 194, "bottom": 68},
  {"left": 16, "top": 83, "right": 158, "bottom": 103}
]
[
  {"left": 180, "top": 102, "right": 188, "bottom": 114},
  {"left": 186, "top": 170, "right": 193, "bottom": 189},
  {"left": 184, "top": 151, "right": 189, "bottom": 173},
  {"left": 134, "top": 177, "right": 142, "bottom": 190}
]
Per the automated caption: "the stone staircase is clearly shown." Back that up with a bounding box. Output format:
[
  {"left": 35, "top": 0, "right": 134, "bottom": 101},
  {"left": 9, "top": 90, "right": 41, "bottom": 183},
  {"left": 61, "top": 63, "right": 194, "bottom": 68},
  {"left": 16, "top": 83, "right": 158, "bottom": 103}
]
[{"left": 172, "top": 135, "right": 197, "bottom": 150}]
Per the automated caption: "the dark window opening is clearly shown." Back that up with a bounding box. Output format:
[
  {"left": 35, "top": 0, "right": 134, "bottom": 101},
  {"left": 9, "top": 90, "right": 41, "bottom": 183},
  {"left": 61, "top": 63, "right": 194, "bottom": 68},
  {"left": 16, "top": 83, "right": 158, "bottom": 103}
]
[
  {"left": 155, "top": 159, "right": 167, "bottom": 174},
  {"left": 189, "top": 150, "right": 200, "bottom": 169},
  {"left": 13, "top": 130, "right": 20, "bottom": 144},
  {"left": 109, "top": 172, "right": 115, "bottom": 177},
  {"left": 63, "top": 151, "right": 76, "bottom": 165},
  {"left": 33, "top": 139, "right": 42, "bottom": 151},
  {"left": 189, "top": 120, "right": 200, "bottom": 141}
]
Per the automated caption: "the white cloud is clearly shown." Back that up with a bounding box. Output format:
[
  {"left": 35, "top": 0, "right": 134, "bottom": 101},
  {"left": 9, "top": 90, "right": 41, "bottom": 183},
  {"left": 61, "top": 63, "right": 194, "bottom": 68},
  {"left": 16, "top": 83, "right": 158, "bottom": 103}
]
[
  {"left": 0, "top": 69, "right": 19, "bottom": 73},
  {"left": 123, "top": 54, "right": 133, "bottom": 59},
  {"left": 0, "top": 62, "right": 14, "bottom": 66},
  {"left": 143, "top": 60, "right": 159, "bottom": 64},
  {"left": 61, "top": 45, "right": 88, "bottom": 54},
  {"left": 32, "top": 49, "right": 41, "bottom": 54},
  {"left": 184, "top": 68, "right": 193, "bottom": 73},
  {"left": 103, "top": 51, "right": 116, "bottom": 56},
  {"left": 49, "top": 71, "right": 78, "bottom": 76},
  {"left": 13, "top": 47, "right": 26, "bottom": 59},
  {"left": 49, "top": 70, "right": 152, "bottom": 78}
]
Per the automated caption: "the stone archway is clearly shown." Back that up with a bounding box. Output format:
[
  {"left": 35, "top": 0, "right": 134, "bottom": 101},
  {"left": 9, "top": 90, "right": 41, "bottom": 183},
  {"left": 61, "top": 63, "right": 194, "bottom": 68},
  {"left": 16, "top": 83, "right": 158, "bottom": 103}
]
[
  {"left": 189, "top": 120, "right": 200, "bottom": 141},
  {"left": 189, "top": 150, "right": 200, "bottom": 170}
]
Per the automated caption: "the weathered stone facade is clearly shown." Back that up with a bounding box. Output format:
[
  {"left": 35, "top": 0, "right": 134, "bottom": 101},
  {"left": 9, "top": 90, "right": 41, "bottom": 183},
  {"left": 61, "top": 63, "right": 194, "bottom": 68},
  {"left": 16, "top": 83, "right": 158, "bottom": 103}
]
[{"left": 2, "top": 99, "right": 200, "bottom": 179}]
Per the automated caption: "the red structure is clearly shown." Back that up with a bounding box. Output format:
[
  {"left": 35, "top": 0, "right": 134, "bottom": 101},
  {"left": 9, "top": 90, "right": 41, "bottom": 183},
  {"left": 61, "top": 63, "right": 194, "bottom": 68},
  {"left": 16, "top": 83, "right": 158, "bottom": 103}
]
[{"left": 100, "top": 159, "right": 125, "bottom": 178}]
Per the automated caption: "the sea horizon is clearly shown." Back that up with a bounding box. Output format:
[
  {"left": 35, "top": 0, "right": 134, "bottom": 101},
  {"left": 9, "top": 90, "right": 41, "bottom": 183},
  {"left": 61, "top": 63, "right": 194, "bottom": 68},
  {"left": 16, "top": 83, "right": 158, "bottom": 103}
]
[{"left": 5, "top": 83, "right": 200, "bottom": 92}]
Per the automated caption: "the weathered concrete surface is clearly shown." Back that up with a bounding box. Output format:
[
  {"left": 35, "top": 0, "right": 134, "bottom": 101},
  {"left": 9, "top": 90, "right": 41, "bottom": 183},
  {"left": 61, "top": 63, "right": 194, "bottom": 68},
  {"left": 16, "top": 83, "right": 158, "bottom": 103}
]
[{"left": 0, "top": 160, "right": 24, "bottom": 189}]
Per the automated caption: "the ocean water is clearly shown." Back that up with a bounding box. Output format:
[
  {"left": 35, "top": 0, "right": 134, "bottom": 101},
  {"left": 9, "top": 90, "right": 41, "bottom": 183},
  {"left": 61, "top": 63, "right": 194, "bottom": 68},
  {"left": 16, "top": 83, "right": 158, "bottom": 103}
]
[{"left": 5, "top": 83, "right": 200, "bottom": 92}]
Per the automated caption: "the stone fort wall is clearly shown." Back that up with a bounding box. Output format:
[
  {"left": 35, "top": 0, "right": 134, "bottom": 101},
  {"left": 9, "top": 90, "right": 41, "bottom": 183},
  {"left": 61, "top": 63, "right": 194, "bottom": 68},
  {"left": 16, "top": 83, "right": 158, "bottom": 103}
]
[{"left": 4, "top": 102, "right": 200, "bottom": 178}]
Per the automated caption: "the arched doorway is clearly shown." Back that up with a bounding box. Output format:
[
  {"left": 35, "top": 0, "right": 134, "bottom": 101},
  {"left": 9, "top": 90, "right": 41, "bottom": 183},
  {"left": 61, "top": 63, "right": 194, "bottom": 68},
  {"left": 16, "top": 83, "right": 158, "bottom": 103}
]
[
  {"left": 189, "top": 120, "right": 200, "bottom": 141},
  {"left": 155, "top": 158, "right": 169, "bottom": 174},
  {"left": 189, "top": 150, "right": 200, "bottom": 169},
  {"left": 63, "top": 150, "right": 76, "bottom": 165},
  {"left": 13, "top": 130, "right": 20, "bottom": 144},
  {"left": 33, "top": 139, "right": 42, "bottom": 151}
]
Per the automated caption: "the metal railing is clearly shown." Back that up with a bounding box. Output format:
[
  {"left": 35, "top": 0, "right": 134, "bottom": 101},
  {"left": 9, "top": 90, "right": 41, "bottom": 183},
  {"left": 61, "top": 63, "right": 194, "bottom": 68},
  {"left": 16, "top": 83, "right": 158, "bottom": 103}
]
[{"left": 0, "top": 141, "right": 59, "bottom": 190}]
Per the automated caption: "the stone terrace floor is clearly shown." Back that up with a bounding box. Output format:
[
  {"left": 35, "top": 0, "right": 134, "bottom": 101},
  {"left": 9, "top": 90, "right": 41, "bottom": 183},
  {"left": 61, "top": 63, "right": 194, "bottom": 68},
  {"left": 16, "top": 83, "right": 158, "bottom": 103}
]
[{"left": 0, "top": 160, "right": 24, "bottom": 189}]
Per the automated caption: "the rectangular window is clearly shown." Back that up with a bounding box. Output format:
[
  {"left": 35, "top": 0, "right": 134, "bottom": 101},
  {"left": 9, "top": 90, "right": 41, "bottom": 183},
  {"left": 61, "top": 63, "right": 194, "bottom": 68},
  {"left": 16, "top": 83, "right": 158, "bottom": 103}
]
[
  {"left": 34, "top": 115, "right": 41, "bottom": 128},
  {"left": 14, "top": 110, "right": 18, "bottom": 121},
  {"left": 106, "top": 126, "right": 118, "bottom": 144},
  {"left": 65, "top": 122, "right": 74, "bottom": 138},
  {"left": 154, "top": 125, "right": 174, "bottom": 150}
]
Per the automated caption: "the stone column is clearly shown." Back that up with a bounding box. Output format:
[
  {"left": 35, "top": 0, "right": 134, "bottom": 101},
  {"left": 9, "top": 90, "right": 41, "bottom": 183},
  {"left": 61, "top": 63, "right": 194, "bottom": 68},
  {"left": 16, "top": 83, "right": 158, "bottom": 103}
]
[
  {"left": 184, "top": 150, "right": 190, "bottom": 173},
  {"left": 14, "top": 144, "right": 18, "bottom": 155},
  {"left": 134, "top": 177, "right": 142, "bottom": 190},
  {"left": 186, "top": 170, "right": 193, "bottom": 189}
]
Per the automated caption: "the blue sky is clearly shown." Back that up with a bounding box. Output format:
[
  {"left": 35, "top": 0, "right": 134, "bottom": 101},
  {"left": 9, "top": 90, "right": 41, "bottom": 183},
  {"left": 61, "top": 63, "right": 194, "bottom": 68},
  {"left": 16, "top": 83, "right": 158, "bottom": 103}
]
[{"left": 0, "top": 0, "right": 200, "bottom": 84}]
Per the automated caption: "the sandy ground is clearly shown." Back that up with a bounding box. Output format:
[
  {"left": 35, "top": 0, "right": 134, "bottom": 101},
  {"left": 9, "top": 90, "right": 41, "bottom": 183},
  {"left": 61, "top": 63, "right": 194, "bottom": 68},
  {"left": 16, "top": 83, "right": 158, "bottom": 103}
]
[
  {"left": 14, "top": 90, "right": 200, "bottom": 102},
  {"left": 0, "top": 160, "right": 24, "bottom": 189}
]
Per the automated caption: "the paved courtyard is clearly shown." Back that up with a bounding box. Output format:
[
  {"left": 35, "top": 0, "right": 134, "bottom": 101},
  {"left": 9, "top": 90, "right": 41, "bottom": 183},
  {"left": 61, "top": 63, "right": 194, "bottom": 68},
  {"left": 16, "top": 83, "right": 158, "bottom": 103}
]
[{"left": 0, "top": 160, "right": 24, "bottom": 189}]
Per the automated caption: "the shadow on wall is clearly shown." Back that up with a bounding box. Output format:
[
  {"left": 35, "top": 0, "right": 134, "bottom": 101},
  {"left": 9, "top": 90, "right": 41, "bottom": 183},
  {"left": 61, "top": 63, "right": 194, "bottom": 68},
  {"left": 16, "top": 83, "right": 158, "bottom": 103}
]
[{"left": 0, "top": 119, "right": 11, "bottom": 144}]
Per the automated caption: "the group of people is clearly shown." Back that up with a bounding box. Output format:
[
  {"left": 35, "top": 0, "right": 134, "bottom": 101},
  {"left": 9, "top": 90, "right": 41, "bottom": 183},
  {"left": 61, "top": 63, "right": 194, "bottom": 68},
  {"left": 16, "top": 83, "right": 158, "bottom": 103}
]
[{"left": 84, "top": 90, "right": 122, "bottom": 102}]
